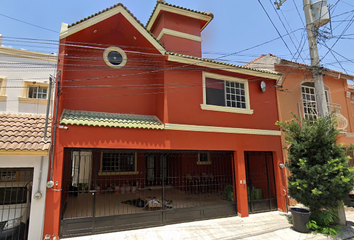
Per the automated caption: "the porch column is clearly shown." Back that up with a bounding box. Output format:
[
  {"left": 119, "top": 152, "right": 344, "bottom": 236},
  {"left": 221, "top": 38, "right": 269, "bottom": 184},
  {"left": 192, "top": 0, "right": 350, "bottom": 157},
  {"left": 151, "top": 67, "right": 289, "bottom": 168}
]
[
  {"left": 234, "top": 151, "right": 248, "bottom": 217},
  {"left": 273, "top": 150, "right": 287, "bottom": 212},
  {"left": 43, "top": 146, "right": 65, "bottom": 239}
]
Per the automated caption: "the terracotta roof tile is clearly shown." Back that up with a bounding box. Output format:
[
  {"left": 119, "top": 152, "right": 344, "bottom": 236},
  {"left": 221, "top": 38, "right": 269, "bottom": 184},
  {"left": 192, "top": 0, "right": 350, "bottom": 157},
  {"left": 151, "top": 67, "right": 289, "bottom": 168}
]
[
  {"left": 0, "top": 113, "right": 52, "bottom": 152},
  {"left": 278, "top": 58, "right": 354, "bottom": 80},
  {"left": 247, "top": 54, "right": 354, "bottom": 80},
  {"left": 168, "top": 52, "right": 281, "bottom": 76}
]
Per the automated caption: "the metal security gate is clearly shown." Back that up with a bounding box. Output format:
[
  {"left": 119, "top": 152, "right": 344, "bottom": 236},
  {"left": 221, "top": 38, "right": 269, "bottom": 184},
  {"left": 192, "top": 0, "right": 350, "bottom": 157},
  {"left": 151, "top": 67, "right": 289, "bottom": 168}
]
[
  {"left": 245, "top": 152, "right": 277, "bottom": 213},
  {"left": 0, "top": 168, "right": 33, "bottom": 240},
  {"left": 60, "top": 150, "right": 236, "bottom": 238}
]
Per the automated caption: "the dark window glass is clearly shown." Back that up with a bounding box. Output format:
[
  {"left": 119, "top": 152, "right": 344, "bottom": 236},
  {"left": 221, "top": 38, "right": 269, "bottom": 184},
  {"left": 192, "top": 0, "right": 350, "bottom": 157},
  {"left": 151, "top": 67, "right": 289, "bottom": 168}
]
[
  {"left": 0, "top": 187, "right": 27, "bottom": 205},
  {"left": 107, "top": 51, "right": 123, "bottom": 65},
  {"left": 205, "top": 77, "right": 246, "bottom": 109},
  {"left": 206, "top": 78, "right": 225, "bottom": 107},
  {"left": 199, "top": 153, "right": 209, "bottom": 162}
]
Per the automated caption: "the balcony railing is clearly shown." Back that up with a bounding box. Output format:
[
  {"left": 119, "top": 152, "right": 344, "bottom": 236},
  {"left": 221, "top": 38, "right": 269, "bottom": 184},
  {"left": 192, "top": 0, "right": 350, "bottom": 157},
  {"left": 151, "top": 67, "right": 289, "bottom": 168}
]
[{"left": 298, "top": 102, "right": 348, "bottom": 132}]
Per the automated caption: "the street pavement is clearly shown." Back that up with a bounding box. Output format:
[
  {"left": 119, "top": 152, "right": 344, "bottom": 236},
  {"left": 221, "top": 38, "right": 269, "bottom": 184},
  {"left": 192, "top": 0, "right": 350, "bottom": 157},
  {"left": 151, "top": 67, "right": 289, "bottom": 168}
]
[{"left": 63, "top": 207, "right": 354, "bottom": 240}]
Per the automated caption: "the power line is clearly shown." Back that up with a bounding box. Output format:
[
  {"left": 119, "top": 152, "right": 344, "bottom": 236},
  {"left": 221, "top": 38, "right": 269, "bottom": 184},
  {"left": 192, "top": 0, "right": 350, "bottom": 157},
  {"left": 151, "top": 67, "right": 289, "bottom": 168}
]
[
  {"left": 269, "top": 0, "right": 306, "bottom": 63},
  {"left": 320, "top": 10, "right": 354, "bottom": 62},
  {"left": 0, "top": 13, "right": 59, "bottom": 33},
  {"left": 292, "top": 0, "right": 305, "bottom": 26},
  {"left": 257, "top": 0, "right": 295, "bottom": 60}
]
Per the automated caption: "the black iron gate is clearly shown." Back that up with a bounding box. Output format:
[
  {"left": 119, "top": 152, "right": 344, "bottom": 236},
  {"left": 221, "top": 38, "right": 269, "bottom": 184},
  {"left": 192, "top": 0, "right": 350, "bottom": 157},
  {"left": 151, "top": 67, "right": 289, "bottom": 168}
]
[
  {"left": 245, "top": 152, "right": 277, "bottom": 213},
  {"left": 60, "top": 150, "right": 236, "bottom": 238}
]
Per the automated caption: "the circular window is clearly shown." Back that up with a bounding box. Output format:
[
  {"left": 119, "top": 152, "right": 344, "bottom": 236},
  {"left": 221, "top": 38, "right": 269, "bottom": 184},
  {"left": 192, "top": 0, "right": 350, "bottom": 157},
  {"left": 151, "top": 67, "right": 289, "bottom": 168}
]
[{"left": 103, "top": 46, "right": 127, "bottom": 68}]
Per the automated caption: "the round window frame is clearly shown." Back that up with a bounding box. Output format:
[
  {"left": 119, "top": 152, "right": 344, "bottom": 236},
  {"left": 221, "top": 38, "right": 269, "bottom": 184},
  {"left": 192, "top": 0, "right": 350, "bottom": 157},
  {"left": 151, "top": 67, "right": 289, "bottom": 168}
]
[{"left": 103, "top": 46, "right": 127, "bottom": 69}]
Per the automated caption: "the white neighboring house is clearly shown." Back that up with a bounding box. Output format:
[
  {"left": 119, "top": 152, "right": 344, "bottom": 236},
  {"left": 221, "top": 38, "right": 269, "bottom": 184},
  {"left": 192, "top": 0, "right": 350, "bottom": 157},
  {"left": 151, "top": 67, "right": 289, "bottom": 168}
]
[{"left": 0, "top": 37, "right": 57, "bottom": 240}]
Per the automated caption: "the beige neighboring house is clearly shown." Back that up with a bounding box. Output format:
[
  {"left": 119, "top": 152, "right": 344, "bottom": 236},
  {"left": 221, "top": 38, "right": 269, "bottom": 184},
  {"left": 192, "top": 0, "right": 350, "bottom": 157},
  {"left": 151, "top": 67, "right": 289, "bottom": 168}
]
[{"left": 0, "top": 36, "right": 56, "bottom": 240}]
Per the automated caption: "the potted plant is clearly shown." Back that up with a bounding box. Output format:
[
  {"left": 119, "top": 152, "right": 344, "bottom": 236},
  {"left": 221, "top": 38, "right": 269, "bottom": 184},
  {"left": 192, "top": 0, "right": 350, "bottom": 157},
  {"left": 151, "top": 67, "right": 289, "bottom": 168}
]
[{"left": 277, "top": 114, "right": 353, "bottom": 235}]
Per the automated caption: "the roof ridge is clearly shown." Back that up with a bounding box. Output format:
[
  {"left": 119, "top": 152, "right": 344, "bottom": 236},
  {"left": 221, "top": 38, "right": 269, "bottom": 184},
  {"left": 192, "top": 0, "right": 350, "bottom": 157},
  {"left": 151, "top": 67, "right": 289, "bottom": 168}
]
[
  {"left": 167, "top": 52, "right": 281, "bottom": 76},
  {"left": 66, "top": 3, "right": 166, "bottom": 53},
  {"left": 146, "top": 0, "right": 213, "bottom": 29}
]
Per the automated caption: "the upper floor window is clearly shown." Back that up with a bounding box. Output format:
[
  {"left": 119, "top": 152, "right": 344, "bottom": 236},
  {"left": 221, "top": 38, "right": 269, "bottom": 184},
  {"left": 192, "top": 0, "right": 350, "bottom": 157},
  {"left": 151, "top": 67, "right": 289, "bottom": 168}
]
[
  {"left": 28, "top": 86, "right": 47, "bottom": 99},
  {"left": 301, "top": 82, "right": 329, "bottom": 119},
  {"left": 18, "top": 81, "right": 49, "bottom": 104},
  {"left": 201, "top": 72, "right": 253, "bottom": 114}
]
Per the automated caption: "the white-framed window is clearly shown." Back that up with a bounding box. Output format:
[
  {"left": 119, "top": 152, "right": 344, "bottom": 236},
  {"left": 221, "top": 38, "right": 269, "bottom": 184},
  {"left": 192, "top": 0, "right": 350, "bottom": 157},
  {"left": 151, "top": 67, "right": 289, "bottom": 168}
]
[
  {"left": 197, "top": 152, "right": 211, "bottom": 165},
  {"left": 301, "top": 81, "right": 329, "bottom": 120},
  {"left": 19, "top": 81, "right": 49, "bottom": 104},
  {"left": 201, "top": 72, "right": 253, "bottom": 114},
  {"left": 99, "top": 152, "right": 138, "bottom": 175},
  {"left": 0, "top": 77, "right": 7, "bottom": 101}
]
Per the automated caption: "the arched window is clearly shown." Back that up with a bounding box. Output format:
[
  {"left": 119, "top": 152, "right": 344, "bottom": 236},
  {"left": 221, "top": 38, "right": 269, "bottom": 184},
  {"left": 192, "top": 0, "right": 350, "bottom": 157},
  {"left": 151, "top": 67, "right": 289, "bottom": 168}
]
[{"left": 301, "top": 82, "right": 329, "bottom": 119}]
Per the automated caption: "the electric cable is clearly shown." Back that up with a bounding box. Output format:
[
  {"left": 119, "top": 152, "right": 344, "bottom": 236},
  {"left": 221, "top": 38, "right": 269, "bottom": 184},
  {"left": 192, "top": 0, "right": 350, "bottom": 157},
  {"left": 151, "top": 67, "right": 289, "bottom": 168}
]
[
  {"left": 257, "top": 0, "right": 295, "bottom": 60},
  {"left": 0, "top": 13, "right": 59, "bottom": 33}
]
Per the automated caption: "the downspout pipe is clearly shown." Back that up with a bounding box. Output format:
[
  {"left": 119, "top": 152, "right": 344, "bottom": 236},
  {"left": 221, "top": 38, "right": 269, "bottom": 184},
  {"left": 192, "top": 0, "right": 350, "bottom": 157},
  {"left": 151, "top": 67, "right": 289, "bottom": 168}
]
[
  {"left": 35, "top": 75, "right": 54, "bottom": 197},
  {"left": 49, "top": 70, "right": 61, "bottom": 184},
  {"left": 43, "top": 76, "right": 53, "bottom": 141}
]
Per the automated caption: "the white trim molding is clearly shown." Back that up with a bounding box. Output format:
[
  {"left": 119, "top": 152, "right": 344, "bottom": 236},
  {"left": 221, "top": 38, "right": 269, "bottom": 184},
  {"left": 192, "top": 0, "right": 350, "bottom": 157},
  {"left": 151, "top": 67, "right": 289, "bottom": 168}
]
[
  {"left": 157, "top": 28, "right": 202, "bottom": 42},
  {"left": 168, "top": 55, "right": 281, "bottom": 80},
  {"left": 103, "top": 46, "right": 127, "bottom": 69},
  {"left": 60, "top": 6, "right": 165, "bottom": 55},
  {"left": 164, "top": 123, "right": 281, "bottom": 136},
  {"left": 146, "top": 4, "right": 212, "bottom": 31},
  {"left": 200, "top": 104, "right": 254, "bottom": 114},
  {"left": 0, "top": 47, "right": 57, "bottom": 62},
  {"left": 0, "top": 77, "right": 7, "bottom": 101}
]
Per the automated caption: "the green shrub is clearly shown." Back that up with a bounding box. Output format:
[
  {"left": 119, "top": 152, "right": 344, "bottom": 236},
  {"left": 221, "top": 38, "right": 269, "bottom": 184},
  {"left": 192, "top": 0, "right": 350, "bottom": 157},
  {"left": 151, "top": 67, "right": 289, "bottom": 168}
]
[{"left": 277, "top": 114, "right": 354, "bottom": 235}]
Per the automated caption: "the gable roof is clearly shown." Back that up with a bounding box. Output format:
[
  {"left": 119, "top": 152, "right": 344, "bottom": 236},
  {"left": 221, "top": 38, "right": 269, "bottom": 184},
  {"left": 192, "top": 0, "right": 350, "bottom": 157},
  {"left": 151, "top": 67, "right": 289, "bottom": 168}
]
[
  {"left": 60, "top": 109, "right": 164, "bottom": 130},
  {"left": 0, "top": 113, "right": 51, "bottom": 155},
  {"left": 59, "top": 3, "right": 166, "bottom": 55},
  {"left": 167, "top": 52, "right": 282, "bottom": 80},
  {"left": 247, "top": 54, "right": 354, "bottom": 81},
  {"left": 146, "top": 0, "right": 213, "bottom": 31}
]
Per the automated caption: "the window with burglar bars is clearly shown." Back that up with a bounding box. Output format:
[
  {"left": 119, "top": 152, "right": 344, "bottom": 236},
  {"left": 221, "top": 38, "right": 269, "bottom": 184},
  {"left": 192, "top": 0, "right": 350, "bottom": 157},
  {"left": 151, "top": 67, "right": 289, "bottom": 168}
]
[
  {"left": 100, "top": 152, "right": 136, "bottom": 174},
  {"left": 301, "top": 82, "right": 329, "bottom": 120},
  {"left": 28, "top": 86, "right": 47, "bottom": 99}
]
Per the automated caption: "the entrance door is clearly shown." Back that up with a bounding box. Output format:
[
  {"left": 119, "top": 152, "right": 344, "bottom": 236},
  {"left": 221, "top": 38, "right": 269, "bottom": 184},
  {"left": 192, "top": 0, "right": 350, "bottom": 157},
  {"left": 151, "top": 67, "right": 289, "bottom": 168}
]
[
  {"left": 245, "top": 152, "right": 277, "bottom": 213},
  {"left": 61, "top": 151, "right": 97, "bottom": 236}
]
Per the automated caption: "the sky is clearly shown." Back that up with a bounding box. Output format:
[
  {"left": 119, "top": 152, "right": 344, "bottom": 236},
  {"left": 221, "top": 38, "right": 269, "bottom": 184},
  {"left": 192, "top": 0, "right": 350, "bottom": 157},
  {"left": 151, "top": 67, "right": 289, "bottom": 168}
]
[{"left": 0, "top": 0, "right": 353, "bottom": 75}]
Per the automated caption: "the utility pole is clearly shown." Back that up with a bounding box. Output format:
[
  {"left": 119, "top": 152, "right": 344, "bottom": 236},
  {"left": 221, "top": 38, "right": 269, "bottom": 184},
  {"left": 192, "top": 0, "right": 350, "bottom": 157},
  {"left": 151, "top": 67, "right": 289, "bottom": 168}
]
[
  {"left": 303, "top": 0, "right": 328, "bottom": 117},
  {"left": 275, "top": 0, "right": 329, "bottom": 116}
]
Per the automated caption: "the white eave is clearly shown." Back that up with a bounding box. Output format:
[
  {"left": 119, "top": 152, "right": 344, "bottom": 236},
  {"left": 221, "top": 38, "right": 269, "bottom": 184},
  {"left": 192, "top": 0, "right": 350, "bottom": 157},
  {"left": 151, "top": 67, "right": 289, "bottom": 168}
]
[{"left": 59, "top": 5, "right": 166, "bottom": 55}]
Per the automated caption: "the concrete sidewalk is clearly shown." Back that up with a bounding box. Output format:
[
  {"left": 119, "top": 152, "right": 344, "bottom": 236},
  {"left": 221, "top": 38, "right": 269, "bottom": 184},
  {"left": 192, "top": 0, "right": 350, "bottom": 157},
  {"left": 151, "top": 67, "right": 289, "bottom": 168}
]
[{"left": 63, "top": 207, "right": 354, "bottom": 240}]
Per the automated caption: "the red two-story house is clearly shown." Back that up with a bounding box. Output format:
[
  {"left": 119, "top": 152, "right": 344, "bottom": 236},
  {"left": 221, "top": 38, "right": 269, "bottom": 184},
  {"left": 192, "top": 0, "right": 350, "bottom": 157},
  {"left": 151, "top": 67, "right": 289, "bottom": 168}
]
[{"left": 43, "top": 2, "right": 286, "bottom": 238}]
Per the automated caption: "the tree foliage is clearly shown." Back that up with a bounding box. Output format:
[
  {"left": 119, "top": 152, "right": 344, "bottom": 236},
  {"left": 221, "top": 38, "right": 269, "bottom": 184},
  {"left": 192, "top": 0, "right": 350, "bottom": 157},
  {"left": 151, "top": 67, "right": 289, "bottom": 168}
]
[{"left": 277, "top": 114, "right": 354, "bottom": 214}]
